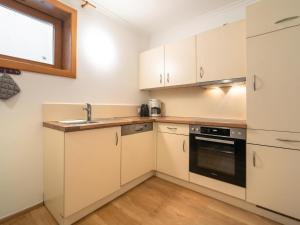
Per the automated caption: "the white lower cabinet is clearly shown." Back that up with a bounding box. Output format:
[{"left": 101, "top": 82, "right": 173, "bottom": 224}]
[
  {"left": 64, "top": 127, "right": 121, "bottom": 217},
  {"left": 247, "top": 144, "right": 300, "bottom": 219},
  {"left": 121, "top": 130, "right": 155, "bottom": 185},
  {"left": 157, "top": 131, "right": 189, "bottom": 181},
  {"left": 44, "top": 126, "right": 121, "bottom": 221}
]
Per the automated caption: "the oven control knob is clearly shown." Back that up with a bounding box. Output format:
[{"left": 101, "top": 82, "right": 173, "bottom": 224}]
[
  {"left": 191, "top": 128, "right": 195, "bottom": 131},
  {"left": 195, "top": 128, "right": 200, "bottom": 132}
]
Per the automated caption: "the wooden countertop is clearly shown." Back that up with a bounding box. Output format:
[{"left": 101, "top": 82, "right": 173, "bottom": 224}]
[{"left": 43, "top": 116, "right": 246, "bottom": 132}]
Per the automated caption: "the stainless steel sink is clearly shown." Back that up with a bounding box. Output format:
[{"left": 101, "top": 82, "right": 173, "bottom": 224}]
[{"left": 59, "top": 120, "right": 98, "bottom": 125}]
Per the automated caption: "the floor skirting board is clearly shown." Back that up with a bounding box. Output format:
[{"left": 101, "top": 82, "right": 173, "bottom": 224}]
[
  {"left": 0, "top": 202, "right": 44, "bottom": 224},
  {"left": 155, "top": 172, "right": 300, "bottom": 225}
]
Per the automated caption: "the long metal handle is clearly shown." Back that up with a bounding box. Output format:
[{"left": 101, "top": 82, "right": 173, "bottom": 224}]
[
  {"left": 160, "top": 74, "right": 162, "bottom": 84},
  {"left": 252, "top": 151, "right": 256, "bottom": 167},
  {"left": 275, "top": 16, "right": 299, "bottom": 24},
  {"left": 195, "top": 136, "right": 234, "bottom": 145},
  {"left": 182, "top": 140, "right": 186, "bottom": 152},
  {"left": 135, "top": 128, "right": 144, "bottom": 132},
  {"left": 276, "top": 138, "right": 300, "bottom": 143},
  {"left": 253, "top": 75, "right": 256, "bottom": 91},
  {"left": 167, "top": 73, "right": 170, "bottom": 83},
  {"left": 167, "top": 127, "right": 177, "bottom": 130},
  {"left": 115, "top": 132, "right": 119, "bottom": 146}
]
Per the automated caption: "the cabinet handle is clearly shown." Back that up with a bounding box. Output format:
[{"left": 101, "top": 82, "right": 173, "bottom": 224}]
[
  {"left": 253, "top": 75, "right": 257, "bottom": 91},
  {"left": 252, "top": 151, "right": 256, "bottom": 167},
  {"left": 182, "top": 140, "right": 186, "bottom": 152},
  {"left": 160, "top": 74, "right": 162, "bottom": 84},
  {"left": 199, "top": 67, "right": 204, "bottom": 79},
  {"left": 276, "top": 138, "right": 300, "bottom": 143},
  {"left": 115, "top": 132, "right": 119, "bottom": 146},
  {"left": 275, "top": 16, "right": 299, "bottom": 24},
  {"left": 167, "top": 127, "right": 177, "bottom": 130},
  {"left": 167, "top": 73, "right": 170, "bottom": 83}
]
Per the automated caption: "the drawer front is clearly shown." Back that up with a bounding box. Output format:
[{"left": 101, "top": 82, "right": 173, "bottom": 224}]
[
  {"left": 157, "top": 123, "right": 189, "bottom": 135},
  {"left": 247, "top": 0, "right": 300, "bottom": 37},
  {"left": 247, "top": 129, "right": 300, "bottom": 150}
]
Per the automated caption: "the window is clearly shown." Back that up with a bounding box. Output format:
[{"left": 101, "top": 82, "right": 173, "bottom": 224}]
[
  {"left": 0, "top": 0, "right": 77, "bottom": 78},
  {"left": 0, "top": 5, "right": 55, "bottom": 65}
]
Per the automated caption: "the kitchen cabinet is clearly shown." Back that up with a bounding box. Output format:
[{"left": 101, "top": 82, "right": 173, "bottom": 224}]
[
  {"left": 246, "top": 144, "right": 300, "bottom": 219},
  {"left": 247, "top": 25, "right": 300, "bottom": 132},
  {"left": 164, "top": 36, "right": 197, "bottom": 86},
  {"left": 139, "top": 46, "right": 164, "bottom": 89},
  {"left": 64, "top": 127, "right": 121, "bottom": 216},
  {"left": 121, "top": 130, "right": 155, "bottom": 185},
  {"left": 247, "top": 0, "right": 300, "bottom": 37},
  {"left": 44, "top": 126, "right": 121, "bottom": 220},
  {"left": 197, "top": 20, "right": 246, "bottom": 82},
  {"left": 157, "top": 124, "right": 189, "bottom": 181}
]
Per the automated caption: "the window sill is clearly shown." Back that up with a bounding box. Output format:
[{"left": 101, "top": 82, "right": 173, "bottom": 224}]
[{"left": 0, "top": 57, "right": 76, "bottom": 78}]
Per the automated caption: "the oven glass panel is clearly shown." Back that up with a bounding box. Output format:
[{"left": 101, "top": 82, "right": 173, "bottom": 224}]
[{"left": 194, "top": 138, "right": 235, "bottom": 176}]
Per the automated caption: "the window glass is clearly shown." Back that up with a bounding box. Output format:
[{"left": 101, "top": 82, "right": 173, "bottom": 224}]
[{"left": 0, "top": 5, "right": 54, "bottom": 65}]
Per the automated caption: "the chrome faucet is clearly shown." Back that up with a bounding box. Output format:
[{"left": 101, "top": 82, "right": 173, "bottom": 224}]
[{"left": 83, "top": 103, "right": 92, "bottom": 122}]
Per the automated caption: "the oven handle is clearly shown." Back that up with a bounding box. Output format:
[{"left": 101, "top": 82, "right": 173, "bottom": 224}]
[{"left": 194, "top": 136, "right": 234, "bottom": 145}]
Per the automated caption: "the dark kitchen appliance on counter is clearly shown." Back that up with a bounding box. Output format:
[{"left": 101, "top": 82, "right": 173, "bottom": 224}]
[
  {"left": 139, "top": 104, "right": 149, "bottom": 117},
  {"left": 189, "top": 125, "right": 246, "bottom": 187}
]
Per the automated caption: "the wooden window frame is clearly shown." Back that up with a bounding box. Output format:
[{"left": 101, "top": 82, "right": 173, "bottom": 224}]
[{"left": 0, "top": 0, "right": 77, "bottom": 78}]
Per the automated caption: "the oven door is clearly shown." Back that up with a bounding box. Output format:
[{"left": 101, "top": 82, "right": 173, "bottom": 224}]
[{"left": 189, "top": 134, "right": 246, "bottom": 187}]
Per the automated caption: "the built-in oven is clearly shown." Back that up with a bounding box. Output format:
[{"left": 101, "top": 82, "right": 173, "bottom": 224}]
[{"left": 189, "top": 125, "right": 246, "bottom": 187}]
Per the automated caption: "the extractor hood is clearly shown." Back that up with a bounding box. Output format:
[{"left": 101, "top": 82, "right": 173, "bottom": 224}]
[{"left": 197, "top": 77, "right": 246, "bottom": 88}]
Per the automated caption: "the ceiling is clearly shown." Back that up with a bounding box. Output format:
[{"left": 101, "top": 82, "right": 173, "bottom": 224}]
[{"left": 92, "top": 0, "right": 240, "bottom": 34}]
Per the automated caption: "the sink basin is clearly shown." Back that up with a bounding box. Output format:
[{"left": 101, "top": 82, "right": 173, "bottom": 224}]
[{"left": 59, "top": 120, "right": 98, "bottom": 125}]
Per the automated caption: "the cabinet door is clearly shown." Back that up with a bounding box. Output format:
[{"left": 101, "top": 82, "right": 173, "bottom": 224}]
[
  {"left": 121, "top": 131, "right": 154, "bottom": 185},
  {"left": 157, "top": 132, "right": 189, "bottom": 181},
  {"left": 139, "top": 46, "right": 164, "bottom": 89},
  {"left": 165, "top": 36, "right": 197, "bottom": 87},
  {"left": 247, "top": 144, "right": 300, "bottom": 219},
  {"left": 197, "top": 20, "right": 246, "bottom": 82},
  {"left": 247, "top": 0, "right": 300, "bottom": 37},
  {"left": 247, "top": 25, "right": 300, "bottom": 132},
  {"left": 64, "top": 127, "right": 121, "bottom": 216}
]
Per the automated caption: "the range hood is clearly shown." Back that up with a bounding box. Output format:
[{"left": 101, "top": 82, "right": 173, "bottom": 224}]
[{"left": 197, "top": 77, "right": 246, "bottom": 88}]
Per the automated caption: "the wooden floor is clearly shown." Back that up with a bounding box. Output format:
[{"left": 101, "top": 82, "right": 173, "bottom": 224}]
[{"left": 1, "top": 177, "right": 280, "bottom": 225}]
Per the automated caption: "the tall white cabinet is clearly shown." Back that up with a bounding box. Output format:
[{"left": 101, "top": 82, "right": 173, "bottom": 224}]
[
  {"left": 247, "top": 144, "right": 300, "bottom": 219},
  {"left": 246, "top": 0, "right": 300, "bottom": 220},
  {"left": 247, "top": 25, "right": 300, "bottom": 132}
]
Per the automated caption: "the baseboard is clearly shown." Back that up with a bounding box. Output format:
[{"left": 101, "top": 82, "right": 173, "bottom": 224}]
[
  {"left": 156, "top": 172, "right": 300, "bottom": 225},
  {"left": 0, "top": 202, "right": 44, "bottom": 224}
]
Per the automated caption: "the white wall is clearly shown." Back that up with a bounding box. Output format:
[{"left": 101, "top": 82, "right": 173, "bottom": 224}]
[
  {"left": 150, "top": 0, "right": 255, "bottom": 47},
  {"left": 0, "top": 0, "right": 149, "bottom": 219}
]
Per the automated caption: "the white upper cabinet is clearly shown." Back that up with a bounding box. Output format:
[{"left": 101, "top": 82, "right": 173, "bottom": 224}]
[
  {"left": 197, "top": 20, "right": 246, "bottom": 82},
  {"left": 247, "top": 0, "right": 300, "bottom": 37},
  {"left": 164, "top": 36, "right": 197, "bottom": 87},
  {"left": 139, "top": 20, "right": 246, "bottom": 89},
  {"left": 247, "top": 25, "right": 300, "bottom": 132},
  {"left": 139, "top": 46, "right": 164, "bottom": 89}
]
